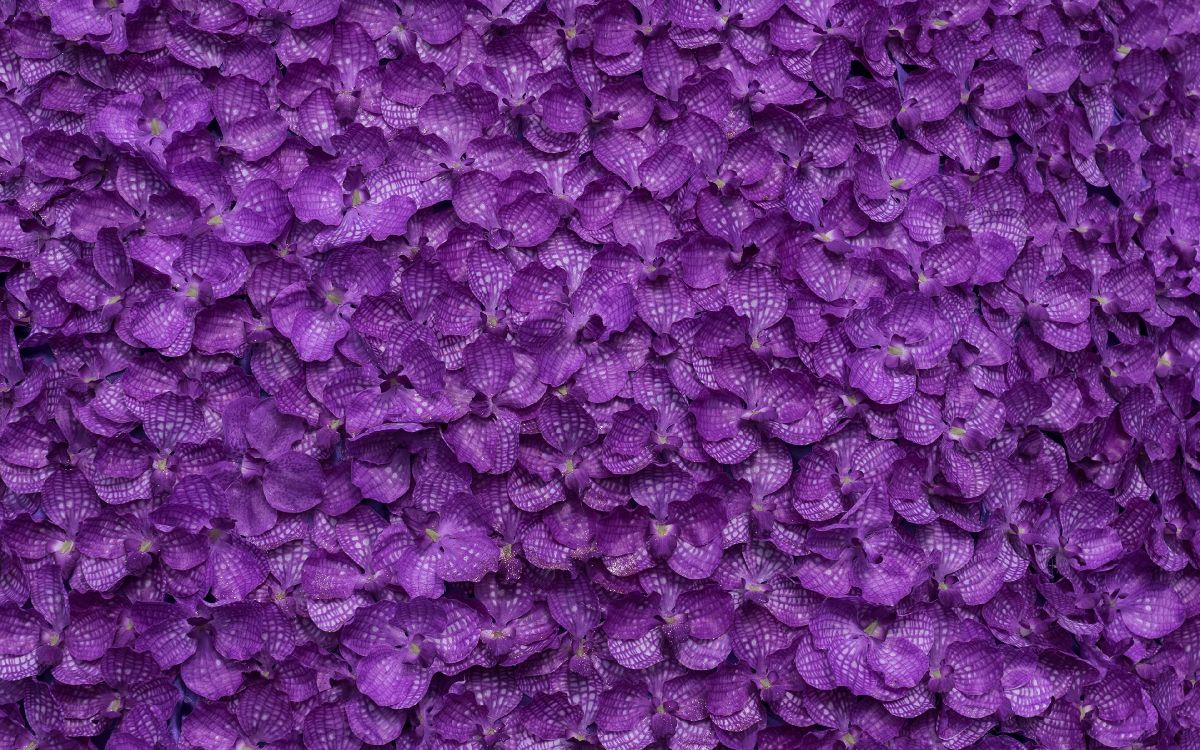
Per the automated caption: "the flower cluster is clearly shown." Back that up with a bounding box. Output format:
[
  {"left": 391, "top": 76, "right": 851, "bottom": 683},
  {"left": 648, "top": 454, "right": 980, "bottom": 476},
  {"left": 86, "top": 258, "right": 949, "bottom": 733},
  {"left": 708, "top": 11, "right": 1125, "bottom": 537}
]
[{"left": 1, "top": 0, "right": 1199, "bottom": 747}]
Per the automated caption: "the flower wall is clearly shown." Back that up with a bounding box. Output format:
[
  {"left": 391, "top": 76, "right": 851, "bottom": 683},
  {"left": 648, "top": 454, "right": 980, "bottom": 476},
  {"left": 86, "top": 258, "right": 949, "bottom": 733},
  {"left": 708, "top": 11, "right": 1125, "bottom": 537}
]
[{"left": 1, "top": 0, "right": 1199, "bottom": 748}]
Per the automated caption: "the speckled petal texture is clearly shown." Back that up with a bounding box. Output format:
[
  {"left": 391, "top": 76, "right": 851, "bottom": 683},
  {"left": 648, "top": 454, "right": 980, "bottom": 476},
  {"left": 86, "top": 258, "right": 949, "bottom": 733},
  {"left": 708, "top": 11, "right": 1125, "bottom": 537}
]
[{"left": 0, "top": 0, "right": 1199, "bottom": 748}]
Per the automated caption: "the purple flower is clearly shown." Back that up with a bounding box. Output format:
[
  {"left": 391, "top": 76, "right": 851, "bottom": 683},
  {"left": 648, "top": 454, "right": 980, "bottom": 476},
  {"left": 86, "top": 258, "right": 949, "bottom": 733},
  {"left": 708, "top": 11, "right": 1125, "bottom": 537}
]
[
  {"left": 271, "top": 246, "right": 390, "bottom": 362},
  {"left": 289, "top": 164, "right": 418, "bottom": 250},
  {"left": 341, "top": 599, "right": 479, "bottom": 709},
  {"left": 603, "top": 364, "right": 705, "bottom": 472},
  {"left": 597, "top": 664, "right": 715, "bottom": 749},
  {"left": 518, "top": 675, "right": 601, "bottom": 744},
  {"left": 603, "top": 571, "right": 735, "bottom": 671},
  {"left": 844, "top": 293, "right": 953, "bottom": 405},
  {"left": 467, "top": 574, "right": 561, "bottom": 666},
  {"left": 599, "top": 468, "right": 727, "bottom": 580},
  {"left": 509, "top": 397, "right": 606, "bottom": 512},
  {"left": 443, "top": 333, "right": 539, "bottom": 475},
  {"left": 376, "top": 492, "right": 500, "bottom": 598},
  {"left": 299, "top": 507, "right": 393, "bottom": 625},
  {"left": 96, "top": 84, "right": 213, "bottom": 166},
  {"left": 428, "top": 671, "right": 522, "bottom": 745}
]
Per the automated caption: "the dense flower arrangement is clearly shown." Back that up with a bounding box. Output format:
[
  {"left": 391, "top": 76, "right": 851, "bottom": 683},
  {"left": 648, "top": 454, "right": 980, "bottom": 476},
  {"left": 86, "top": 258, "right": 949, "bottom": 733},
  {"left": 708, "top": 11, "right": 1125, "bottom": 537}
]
[{"left": 0, "top": 0, "right": 1199, "bottom": 747}]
